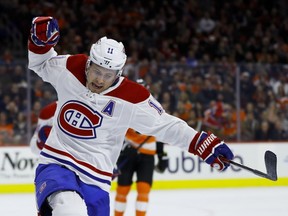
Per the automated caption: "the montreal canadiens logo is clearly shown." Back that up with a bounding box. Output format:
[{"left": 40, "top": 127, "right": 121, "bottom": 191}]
[{"left": 57, "top": 100, "right": 103, "bottom": 139}]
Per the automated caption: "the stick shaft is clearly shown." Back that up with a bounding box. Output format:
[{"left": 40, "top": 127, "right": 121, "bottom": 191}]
[
  {"left": 228, "top": 160, "right": 272, "bottom": 179},
  {"left": 221, "top": 157, "right": 277, "bottom": 181}
]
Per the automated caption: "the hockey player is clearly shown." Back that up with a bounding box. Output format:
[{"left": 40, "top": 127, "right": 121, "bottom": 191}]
[
  {"left": 114, "top": 79, "right": 168, "bottom": 216},
  {"left": 30, "top": 101, "right": 57, "bottom": 155},
  {"left": 28, "top": 17, "right": 234, "bottom": 216}
]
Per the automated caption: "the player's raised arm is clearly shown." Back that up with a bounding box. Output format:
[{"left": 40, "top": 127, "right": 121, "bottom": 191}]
[{"left": 28, "top": 16, "right": 66, "bottom": 86}]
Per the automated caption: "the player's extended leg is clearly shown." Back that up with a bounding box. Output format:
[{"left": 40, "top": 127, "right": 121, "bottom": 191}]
[
  {"left": 135, "top": 154, "right": 154, "bottom": 216},
  {"left": 114, "top": 146, "right": 137, "bottom": 216},
  {"left": 114, "top": 185, "right": 131, "bottom": 216},
  {"left": 136, "top": 182, "right": 151, "bottom": 216},
  {"left": 47, "top": 191, "right": 88, "bottom": 216}
]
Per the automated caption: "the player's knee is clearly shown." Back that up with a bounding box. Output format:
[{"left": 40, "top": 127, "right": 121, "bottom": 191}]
[
  {"left": 47, "top": 191, "right": 88, "bottom": 216},
  {"left": 116, "top": 185, "right": 131, "bottom": 200},
  {"left": 137, "top": 182, "right": 151, "bottom": 194}
]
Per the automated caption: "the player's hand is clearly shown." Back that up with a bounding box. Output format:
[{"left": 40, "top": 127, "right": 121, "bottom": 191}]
[
  {"left": 38, "top": 125, "right": 52, "bottom": 144},
  {"left": 190, "top": 131, "right": 234, "bottom": 171},
  {"left": 112, "top": 167, "right": 121, "bottom": 180},
  {"left": 36, "top": 125, "right": 52, "bottom": 150},
  {"left": 30, "top": 16, "right": 59, "bottom": 47},
  {"left": 155, "top": 152, "right": 168, "bottom": 173}
]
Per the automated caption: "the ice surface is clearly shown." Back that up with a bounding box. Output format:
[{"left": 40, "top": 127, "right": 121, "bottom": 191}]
[{"left": 0, "top": 187, "right": 287, "bottom": 216}]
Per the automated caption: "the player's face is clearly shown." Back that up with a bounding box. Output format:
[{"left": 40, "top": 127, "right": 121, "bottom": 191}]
[{"left": 86, "top": 63, "right": 118, "bottom": 93}]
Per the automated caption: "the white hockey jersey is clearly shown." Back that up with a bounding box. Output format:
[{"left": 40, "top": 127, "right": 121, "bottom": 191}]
[{"left": 28, "top": 48, "right": 198, "bottom": 192}]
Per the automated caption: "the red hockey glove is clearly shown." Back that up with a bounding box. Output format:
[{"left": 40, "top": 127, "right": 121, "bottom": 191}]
[
  {"left": 29, "top": 16, "right": 59, "bottom": 53},
  {"left": 189, "top": 131, "right": 234, "bottom": 171},
  {"left": 31, "top": 16, "right": 59, "bottom": 46}
]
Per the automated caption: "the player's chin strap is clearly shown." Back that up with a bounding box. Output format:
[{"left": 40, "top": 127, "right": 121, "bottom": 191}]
[
  {"left": 110, "top": 77, "right": 120, "bottom": 87},
  {"left": 85, "top": 58, "right": 91, "bottom": 77}
]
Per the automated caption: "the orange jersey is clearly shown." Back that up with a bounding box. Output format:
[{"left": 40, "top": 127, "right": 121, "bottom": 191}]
[{"left": 125, "top": 128, "right": 156, "bottom": 155}]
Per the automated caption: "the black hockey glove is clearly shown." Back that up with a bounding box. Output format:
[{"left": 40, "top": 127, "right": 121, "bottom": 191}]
[
  {"left": 112, "top": 166, "right": 121, "bottom": 180},
  {"left": 155, "top": 152, "right": 168, "bottom": 173},
  {"left": 155, "top": 142, "right": 168, "bottom": 173}
]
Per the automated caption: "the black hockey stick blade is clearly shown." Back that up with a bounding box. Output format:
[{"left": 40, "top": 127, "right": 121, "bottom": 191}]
[
  {"left": 264, "top": 150, "right": 278, "bottom": 181},
  {"left": 221, "top": 150, "right": 278, "bottom": 181}
]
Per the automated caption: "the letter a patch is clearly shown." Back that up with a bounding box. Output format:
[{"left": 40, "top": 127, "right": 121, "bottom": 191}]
[{"left": 102, "top": 100, "right": 115, "bottom": 117}]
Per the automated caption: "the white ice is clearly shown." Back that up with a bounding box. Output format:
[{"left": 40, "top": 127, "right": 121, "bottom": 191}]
[{"left": 0, "top": 187, "right": 287, "bottom": 216}]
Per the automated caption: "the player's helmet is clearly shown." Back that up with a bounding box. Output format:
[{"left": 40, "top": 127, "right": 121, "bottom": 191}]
[{"left": 89, "top": 36, "right": 127, "bottom": 77}]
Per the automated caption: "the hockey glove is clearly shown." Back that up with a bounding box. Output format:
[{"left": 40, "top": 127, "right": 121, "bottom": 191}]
[
  {"left": 31, "top": 16, "right": 59, "bottom": 47},
  {"left": 112, "top": 167, "right": 121, "bottom": 180},
  {"left": 36, "top": 125, "right": 52, "bottom": 150},
  {"left": 189, "top": 131, "right": 234, "bottom": 171},
  {"left": 155, "top": 152, "right": 169, "bottom": 173}
]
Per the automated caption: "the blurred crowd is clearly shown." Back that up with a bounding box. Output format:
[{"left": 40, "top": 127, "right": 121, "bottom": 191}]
[{"left": 1, "top": 0, "right": 288, "bottom": 145}]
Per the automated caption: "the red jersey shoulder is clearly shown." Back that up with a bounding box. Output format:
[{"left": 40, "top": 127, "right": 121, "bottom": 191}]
[
  {"left": 66, "top": 54, "right": 88, "bottom": 85},
  {"left": 106, "top": 78, "right": 150, "bottom": 103},
  {"left": 39, "top": 101, "right": 57, "bottom": 120}
]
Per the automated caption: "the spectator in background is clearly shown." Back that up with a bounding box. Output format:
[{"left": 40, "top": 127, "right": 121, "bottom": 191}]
[
  {"left": 5, "top": 101, "right": 19, "bottom": 124},
  {"left": 272, "top": 118, "right": 288, "bottom": 140},
  {"left": 0, "top": 49, "right": 14, "bottom": 65},
  {"left": 11, "top": 65, "right": 27, "bottom": 86},
  {"left": 186, "top": 109, "right": 202, "bottom": 131},
  {"left": 13, "top": 112, "right": 28, "bottom": 144},
  {"left": 240, "top": 72, "right": 255, "bottom": 107},
  {"left": 30, "top": 101, "right": 42, "bottom": 132},
  {"left": 202, "top": 100, "right": 224, "bottom": 134},
  {"left": 241, "top": 112, "right": 258, "bottom": 141},
  {"left": 197, "top": 12, "right": 216, "bottom": 34},
  {"left": 222, "top": 104, "right": 244, "bottom": 141},
  {"left": 158, "top": 91, "right": 173, "bottom": 114},
  {"left": 255, "top": 120, "right": 274, "bottom": 141},
  {"left": 0, "top": 112, "right": 13, "bottom": 146},
  {"left": 32, "top": 79, "right": 45, "bottom": 100},
  {"left": 1, "top": 0, "right": 288, "bottom": 144}
]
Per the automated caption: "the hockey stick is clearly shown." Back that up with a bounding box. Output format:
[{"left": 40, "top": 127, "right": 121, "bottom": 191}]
[{"left": 221, "top": 150, "right": 278, "bottom": 181}]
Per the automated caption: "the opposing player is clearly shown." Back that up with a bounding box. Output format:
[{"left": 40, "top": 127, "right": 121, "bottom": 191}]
[
  {"left": 28, "top": 16, "right": 234, "bottom": 216},
  {"left": 30, "top": 101, "right": 57, "bottom": 155},
  {"left": 114, "top": 79, "right": 168, "bottom": 216}
]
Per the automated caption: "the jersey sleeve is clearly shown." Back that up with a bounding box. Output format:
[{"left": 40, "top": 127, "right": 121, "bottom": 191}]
[
  {"left": 130, "top": 94, "right": 198, "bottom": 151},
  {"left": 28, "top": 48, "right": 68, "bottom": 88}
]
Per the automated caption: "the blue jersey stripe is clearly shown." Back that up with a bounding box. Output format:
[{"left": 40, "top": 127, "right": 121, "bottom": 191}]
[{"left": 40, "top": 151, "right": 111, "bottom": 185}]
